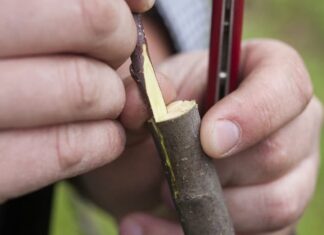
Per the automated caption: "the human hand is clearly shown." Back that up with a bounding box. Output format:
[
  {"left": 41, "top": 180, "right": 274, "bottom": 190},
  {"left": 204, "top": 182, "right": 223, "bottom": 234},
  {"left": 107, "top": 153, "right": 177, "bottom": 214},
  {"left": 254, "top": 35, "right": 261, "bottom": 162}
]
[
  {"left": 0, "top": 0, "right": 155, "bottom": 203},
  {"left": 115, "top": 40, "right": 322, "bottom": 234}
]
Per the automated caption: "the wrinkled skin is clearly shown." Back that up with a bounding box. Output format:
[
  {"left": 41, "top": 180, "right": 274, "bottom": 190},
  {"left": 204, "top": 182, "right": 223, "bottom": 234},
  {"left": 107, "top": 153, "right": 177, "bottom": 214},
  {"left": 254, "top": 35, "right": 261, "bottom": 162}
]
[
  {"left": 0, "top": 1, "right": 322, "bottom": 235},
  {"left": 0, "top": 0, "right": 153, "bottom": 202}
]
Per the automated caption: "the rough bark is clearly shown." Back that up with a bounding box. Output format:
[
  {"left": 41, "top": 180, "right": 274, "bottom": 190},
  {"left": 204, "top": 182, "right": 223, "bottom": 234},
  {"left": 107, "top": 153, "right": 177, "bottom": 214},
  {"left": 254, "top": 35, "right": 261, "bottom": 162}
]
[{"left": 149, "top": 106, "right": 234, "bottom": 235}]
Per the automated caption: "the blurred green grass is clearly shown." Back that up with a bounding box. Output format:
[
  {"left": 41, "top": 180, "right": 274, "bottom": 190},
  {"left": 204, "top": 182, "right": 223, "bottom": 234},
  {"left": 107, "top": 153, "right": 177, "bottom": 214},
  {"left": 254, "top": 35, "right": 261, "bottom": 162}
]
[{"left": 50, "top": 1, "right": 324, "bottom": 234}]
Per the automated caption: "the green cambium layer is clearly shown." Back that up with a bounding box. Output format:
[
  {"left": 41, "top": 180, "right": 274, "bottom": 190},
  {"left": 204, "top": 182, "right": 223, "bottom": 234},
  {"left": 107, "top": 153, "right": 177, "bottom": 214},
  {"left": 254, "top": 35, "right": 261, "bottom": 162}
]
[{"left": 150, "top": 120, "right": 179, "bottom": 200}]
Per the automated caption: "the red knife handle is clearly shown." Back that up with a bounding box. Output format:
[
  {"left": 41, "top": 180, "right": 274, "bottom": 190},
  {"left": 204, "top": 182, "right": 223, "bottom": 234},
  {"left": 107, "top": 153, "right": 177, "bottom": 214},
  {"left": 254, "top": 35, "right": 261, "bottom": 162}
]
[
  {"left": 205, "top": 0, "right": 244, "bottom": 112},
  {"left": 229, "top": 0, "right": 244, "bottom": 92}
]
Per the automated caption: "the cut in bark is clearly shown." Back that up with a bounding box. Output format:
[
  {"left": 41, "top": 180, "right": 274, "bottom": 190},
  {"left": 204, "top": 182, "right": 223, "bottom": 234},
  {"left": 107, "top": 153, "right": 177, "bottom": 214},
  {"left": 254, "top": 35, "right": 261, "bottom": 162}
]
[{"left": 130, "top": 14, "right": 234, "bottom": 235}]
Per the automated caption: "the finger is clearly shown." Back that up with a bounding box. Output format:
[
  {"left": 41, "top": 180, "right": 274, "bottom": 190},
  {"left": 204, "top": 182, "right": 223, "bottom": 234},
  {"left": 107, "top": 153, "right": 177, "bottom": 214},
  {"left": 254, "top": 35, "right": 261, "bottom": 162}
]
[
  {"left": 80, "top": 137, "right": 163, "bottom": 219},
  {"left": 157, "top": 51, "right": 208, "bottom": 103},
  {"left": 215, "top": 97, "right": 323, "bottom": 186},
  {"left": 0, "top": 56, "right": 125, "bottom": 128},
  {"left": 225, "top": 153, "right": 319, "bottom": 233},
  {"left": 201, "top": 40, "right": 313, "bottom": 158},
  {"left": 0, "top": 0, "right": 136, "bottom": 67},
  {"left": 120, "top": 213, "right": 184, "bottom": 235},
  {"left": 0, "top": 120, "right": 125, "bottom": 202},
  {"left": 120, "top": 73, "right": 177, "bottom": 131},
  {"left": 126, "top": 0, "right": 155, "bottom": 13}
]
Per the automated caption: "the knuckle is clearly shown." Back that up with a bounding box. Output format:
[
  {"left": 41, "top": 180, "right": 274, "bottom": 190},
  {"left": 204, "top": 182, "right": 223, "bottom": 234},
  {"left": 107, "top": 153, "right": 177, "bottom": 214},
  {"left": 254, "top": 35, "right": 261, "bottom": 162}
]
[
  {"left": 256, "top": 136, "right": 289, "bottom": 177},
  {"left": 258, "top": 40, "right": 313, "bottom": 108},
  {"left": 60, "top": 56, "right": 126, "bottom": 119},
  {"left": 253, "top": 94, "right": 275, "bottom": 136},
  {"left": 280, "top": 44, "right": 313, "bottom": 108},
  {"left": 262, "top": 188, "right": 301, "bottom": 231},
  {"left": 289, "top": 64, "right": 313, "bottom": 109},
  {"left": 79, "top": 0, "right": 119, "bottom": 39},
  {"left": 64, "top": 58, "right": 101, "bottom": 113},
  {"left": 78, "top": 0, "right": 136, "bottom": 67},
  {"left": 55, "top": 124, "right": 83, "bottom": 170}
]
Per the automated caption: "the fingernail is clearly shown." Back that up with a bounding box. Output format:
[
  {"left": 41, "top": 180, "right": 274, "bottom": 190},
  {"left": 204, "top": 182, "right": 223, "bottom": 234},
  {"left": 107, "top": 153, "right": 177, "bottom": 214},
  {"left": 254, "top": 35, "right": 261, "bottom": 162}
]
[
  {"left": 120, "top": 219, "right": 143, "bottom": 235},
  {"left": 211, "top": 120, "right": 240, "bottom": 157}
]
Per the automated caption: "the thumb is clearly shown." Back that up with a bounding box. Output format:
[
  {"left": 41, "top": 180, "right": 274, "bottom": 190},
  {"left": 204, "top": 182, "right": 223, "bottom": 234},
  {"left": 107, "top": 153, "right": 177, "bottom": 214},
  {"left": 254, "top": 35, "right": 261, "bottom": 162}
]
[
  {"left": 200, "top": 40, "right": 312, "bottom": 158},
  {"left": 120, "top": 213, "right": 184, "bottom": 235}
]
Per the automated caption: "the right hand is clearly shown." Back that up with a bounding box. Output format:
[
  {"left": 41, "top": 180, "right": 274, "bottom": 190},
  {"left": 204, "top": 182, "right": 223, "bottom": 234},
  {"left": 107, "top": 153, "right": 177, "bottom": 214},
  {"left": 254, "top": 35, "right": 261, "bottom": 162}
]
[{"left": 0, "top": 0, "right": 154, "bottom": 203}]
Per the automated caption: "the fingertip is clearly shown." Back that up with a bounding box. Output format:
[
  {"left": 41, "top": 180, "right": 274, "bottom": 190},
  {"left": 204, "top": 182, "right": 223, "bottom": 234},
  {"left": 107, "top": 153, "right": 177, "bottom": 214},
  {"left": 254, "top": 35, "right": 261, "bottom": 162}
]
[
  {"left": 112, "top": 0, "right": 137, "bottom": 67},
  {"left": 126, "top": 0, "right": 155, "bottom": 13},
  {"left": 105, "top": 121, "right": 127, "bottom": 160},
  {"left": 101, "top": 66, "right": 127, "bottom": 119},
  {"left": 201, "top": 108, "right": 241, "bottom": 159}
]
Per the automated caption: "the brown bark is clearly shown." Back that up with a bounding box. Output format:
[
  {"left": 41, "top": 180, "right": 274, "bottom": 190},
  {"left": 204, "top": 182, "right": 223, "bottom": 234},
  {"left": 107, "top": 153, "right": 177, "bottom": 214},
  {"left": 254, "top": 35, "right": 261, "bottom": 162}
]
[
  {"left": 149, "top": 105, "right": 234, "bottom": 235},
  {"left": 130, "top": 14, "right": 234, "bottom": 235}
]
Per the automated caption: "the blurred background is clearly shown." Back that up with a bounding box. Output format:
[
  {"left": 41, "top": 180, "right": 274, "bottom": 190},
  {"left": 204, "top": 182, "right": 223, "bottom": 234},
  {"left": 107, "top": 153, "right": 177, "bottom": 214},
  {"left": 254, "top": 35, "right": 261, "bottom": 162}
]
[{"left": 50, "top": 1, "right": 324, "bottom": 234}]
